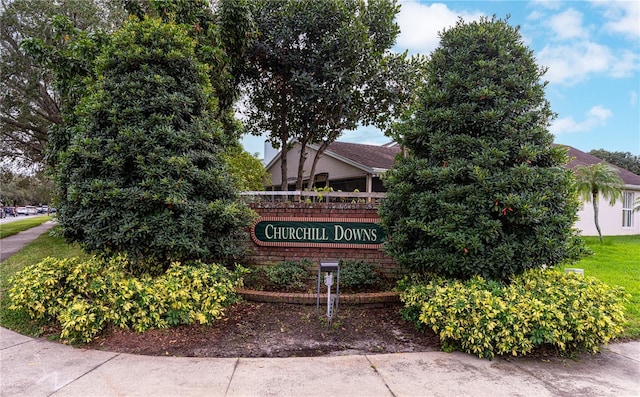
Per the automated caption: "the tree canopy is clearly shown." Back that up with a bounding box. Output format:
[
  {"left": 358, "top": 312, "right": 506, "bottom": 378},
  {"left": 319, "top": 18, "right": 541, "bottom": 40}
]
[
  {"left": 380, "top": 17, "right": 582, "bottom": 281},
  {"left": 0, "top": 166, "right": 54, "bottom": 206},
  {"left": 589, "top": 149, "right": 640, "bottom": 176},
  {"left": 0, "top": 0, "right": 125, "bottom": 169},
  {"left": 2, "top": 0, "right": 258, "bottom": 172},
  {"left": 242, "top": 0, "right": 420, "bottom": 190}
]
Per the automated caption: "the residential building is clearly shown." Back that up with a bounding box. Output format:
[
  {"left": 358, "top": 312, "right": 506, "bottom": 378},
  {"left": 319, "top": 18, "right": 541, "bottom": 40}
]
[
  {"left": 565, "top": 146, "right": 640, "bottom": 236},
  {"left": 263, "top": 141, "right": 400, "bottom": 193},
  {"left": 263, "top": 141, "right": 640, "bottom": 236}
]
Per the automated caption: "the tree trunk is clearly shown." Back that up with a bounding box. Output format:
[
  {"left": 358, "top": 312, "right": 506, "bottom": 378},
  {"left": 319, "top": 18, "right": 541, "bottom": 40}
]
[
  {"left": 592, "top": 192, "right": 602, "bottom": 243},
  {"left": 306, "top": 141, "right": 330, "bottom": 190},
  {"left": 279, "top": 142, "right": 288, "bottom": 191},
  {"left": 295, "top": 140, "right": 308, "bottom": 191},
  {"left": 278, "top": 89, "right": 290, "bottom": 192}
]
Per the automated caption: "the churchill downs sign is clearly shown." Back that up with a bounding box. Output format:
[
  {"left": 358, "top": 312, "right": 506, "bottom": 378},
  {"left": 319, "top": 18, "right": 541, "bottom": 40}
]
[{"left": 251, "top": 217, "right": 385, "bottom": 249}]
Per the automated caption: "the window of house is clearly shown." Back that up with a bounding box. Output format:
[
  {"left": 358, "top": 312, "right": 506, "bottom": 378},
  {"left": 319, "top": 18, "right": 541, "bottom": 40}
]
[{"left": 622, "top": 191, "right": 634, "bottom": 227}]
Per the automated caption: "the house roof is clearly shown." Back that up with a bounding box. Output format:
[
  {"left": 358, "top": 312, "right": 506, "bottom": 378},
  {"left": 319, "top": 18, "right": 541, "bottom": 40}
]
[
  {"left": 267, "top": 140, "right": 640, "bottom": 187},
  {"left": 563, "top": 145, "right": 640, "bottom": 187},
  {"left": 323, "top": 141, "right": 400, "bottom": 171}
]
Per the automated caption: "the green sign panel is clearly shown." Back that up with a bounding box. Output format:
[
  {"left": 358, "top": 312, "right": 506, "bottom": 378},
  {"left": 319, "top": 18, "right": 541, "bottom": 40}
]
[{"left": 252, "top": 219, "right": 385, "bottom": 247}]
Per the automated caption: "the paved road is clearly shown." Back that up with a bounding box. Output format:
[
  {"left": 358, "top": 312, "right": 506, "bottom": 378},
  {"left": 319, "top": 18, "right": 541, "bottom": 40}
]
[{"left": 0, "top": 220, "right": 56, "bottom": 262}]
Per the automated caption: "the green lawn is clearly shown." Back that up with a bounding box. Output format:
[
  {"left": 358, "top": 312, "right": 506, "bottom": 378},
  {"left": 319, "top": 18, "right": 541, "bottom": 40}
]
[
  {"left": 0, "top": 216, "right": 53, "bottom": 239},
  {"left": 564, "top": 235, "right": 640, "bottom": 339}
]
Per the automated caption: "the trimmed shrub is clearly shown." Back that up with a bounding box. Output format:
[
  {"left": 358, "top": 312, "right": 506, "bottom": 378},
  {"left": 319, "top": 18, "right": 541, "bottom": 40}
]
[
  {"left": 264, "top": 260, "right": 311, "bottom": 292},
  {"left": 399, "top": 269, "right": 628, "bottom": 359},
  {"left": 8, "top": 256, "right": 242, "bottom": 343},
  {"left": 338, "top": 260, "right": 381, "bottom": 292},
  {"left": 53, "top": 17, "right": 254, "bottom": 275},
  {"left": 380, "top": 17, "right": 582, "bottom": 281}
]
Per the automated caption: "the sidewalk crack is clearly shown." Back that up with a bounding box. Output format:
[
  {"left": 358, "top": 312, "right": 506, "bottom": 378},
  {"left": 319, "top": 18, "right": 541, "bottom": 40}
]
[
  {"left": 365, "top": 355, "right": 397, "bottom": 397},
  {"left": 47, "top": 353, "right": 121, "bottom": 397},
  {"left": 224, "top": 357, "right": 240, "bottom": 396}
]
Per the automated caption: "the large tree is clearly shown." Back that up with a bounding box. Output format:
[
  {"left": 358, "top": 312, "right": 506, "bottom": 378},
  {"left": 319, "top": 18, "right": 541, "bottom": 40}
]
[
  {"left": 0, "top": 166, "right": 54, "bottom": 206},
  {"left": 574, "top": 163, "right": 625, "bottom": 242},
  {"left": 243, "top": 0, "right": 418, "bottom": 190},
  {"left": 0, "top": 0, "right": 125, "bottom": 169},
  {"left": 380, "top": 17, "right": 581, "bottom": 281},
  {"left": 54, "top": 17, "right": 254, "bottom": 274}
]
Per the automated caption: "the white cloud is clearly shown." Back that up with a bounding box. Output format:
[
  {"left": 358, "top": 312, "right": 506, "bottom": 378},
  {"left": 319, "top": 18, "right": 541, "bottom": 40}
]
[
  {"left": 537, "top": 41, "right": 612, "bottom": 85},
  {"left": 526, "top": 10, "right": 545, "bottom": 21},
  {"left": 339, "top": 127, "right": 387, "bottom": 146},
  {"left": 395, "top": 1, "right": 483, "bottom": 55},
  {"left": 591, "top": 0, "right": 640, "bottom": 39},
  {"left": 548, "top": 8, "right": 588, "bottom": 40},
  {"left": 529, "top": 0, "right": 563, "bottom": 10},
  {"left": 609, "top": 49, "right": 639, "bottom": 78},
  {"left": 587, "top": 105, "right": 613, "bottom": 121},
  {"left": 550, "top": 105, "right": 612, "bottom": 135}
]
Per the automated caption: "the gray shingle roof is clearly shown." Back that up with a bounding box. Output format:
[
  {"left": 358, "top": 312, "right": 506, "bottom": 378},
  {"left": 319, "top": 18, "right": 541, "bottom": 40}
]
[
  {"left": 563, "top": 145, "right": 640, "bottom": 186},
  {"left": 322, "top": 141, "right": 640, "bottom": 186},
  {"left": 325, "top": 141, "right": 400, "bottom": 170}
]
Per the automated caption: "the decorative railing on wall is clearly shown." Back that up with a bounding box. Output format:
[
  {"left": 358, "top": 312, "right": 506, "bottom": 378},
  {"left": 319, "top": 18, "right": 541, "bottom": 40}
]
[{"left": 240, "top": 191, "right": 386, "bottom": 204}]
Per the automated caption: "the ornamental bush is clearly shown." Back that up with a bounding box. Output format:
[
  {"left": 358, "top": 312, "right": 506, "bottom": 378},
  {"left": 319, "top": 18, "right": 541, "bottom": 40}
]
[
  {"left": 8, "top": 256, "right": 242, "bottom": 344},
  {"left": 380, "top": 17, "right": 583, "bottom": 280},
  {"left": 53, "top": 17, "right": 254, "bottom": 275},
  {"left": 265, "top": 259, "right": 312, "bottom": 292},
  {"left": 338, "top": 260, "right": 381, "bottom": 292},
  {"left": 399, "top": 269, "right": 628, "bottom": 359}
]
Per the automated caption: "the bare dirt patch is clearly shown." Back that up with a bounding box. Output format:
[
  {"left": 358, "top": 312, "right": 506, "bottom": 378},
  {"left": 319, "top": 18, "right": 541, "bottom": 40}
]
[{"left": 86, "top": 301, "right": 441, "bottom": 357}]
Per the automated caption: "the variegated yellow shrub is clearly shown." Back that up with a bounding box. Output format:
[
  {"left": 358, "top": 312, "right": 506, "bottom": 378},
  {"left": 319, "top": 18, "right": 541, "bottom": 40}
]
[
  {"left": 9, "top": 255, "right": 243, "bottom": 343},
  {"left": 399, "top": 269, "right": 628, "bottom": 359}
]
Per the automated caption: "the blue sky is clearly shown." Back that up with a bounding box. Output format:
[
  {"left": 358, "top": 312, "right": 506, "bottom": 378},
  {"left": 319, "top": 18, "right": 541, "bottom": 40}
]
[{"left": 241, "top": 0, "right": 640, "bottom": 158}]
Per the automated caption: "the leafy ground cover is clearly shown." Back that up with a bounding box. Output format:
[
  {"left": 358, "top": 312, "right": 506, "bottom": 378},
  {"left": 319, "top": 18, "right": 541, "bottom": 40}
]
[
  {"left": 0, "top": 232, "right": 440, "bottom": 355},
  {"left": 0, "top": 216, "right": 52, "bottom": 239}
]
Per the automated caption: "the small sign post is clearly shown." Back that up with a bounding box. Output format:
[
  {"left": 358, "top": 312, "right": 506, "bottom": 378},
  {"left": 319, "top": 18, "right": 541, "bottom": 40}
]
[{"left": 317, "top": 261, "right": 340, "bottom": 323}]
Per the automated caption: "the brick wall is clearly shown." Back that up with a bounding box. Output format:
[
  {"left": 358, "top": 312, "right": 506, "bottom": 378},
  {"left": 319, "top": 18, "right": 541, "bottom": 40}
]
[{"left": 243, "top": 202, "right": 402, "bottom": 278}]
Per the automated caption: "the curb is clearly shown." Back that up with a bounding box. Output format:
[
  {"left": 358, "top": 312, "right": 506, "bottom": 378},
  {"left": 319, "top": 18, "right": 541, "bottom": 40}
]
[{"left": 236, "top": 288, "right": 400, "bottom": 306}]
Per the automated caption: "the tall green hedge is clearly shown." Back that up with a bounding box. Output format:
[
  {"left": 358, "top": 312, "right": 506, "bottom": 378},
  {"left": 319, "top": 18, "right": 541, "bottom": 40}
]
[
  {"left": 380, "top": 17, "right": 582, "bottom": 280},
  {"left": 54, "top": 17, "right": 254, "bottom": 274}
]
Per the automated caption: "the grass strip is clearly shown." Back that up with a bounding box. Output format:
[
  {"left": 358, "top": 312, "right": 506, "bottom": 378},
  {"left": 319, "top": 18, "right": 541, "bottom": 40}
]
[
  {"left": 0, "top": 216, "right": 53, "bottom": 239},
  {"left": 565, "top": 235, "right": 640, "bottom": 339}
]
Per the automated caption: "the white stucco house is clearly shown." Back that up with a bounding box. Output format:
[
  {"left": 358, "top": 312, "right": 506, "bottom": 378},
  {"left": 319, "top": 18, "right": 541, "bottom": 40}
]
[
  {"left": 565, "top": 146, "right": 640, "bottom": 236},
  {"left": 262, "top": 141, "right": 640, "bottom": 236}
]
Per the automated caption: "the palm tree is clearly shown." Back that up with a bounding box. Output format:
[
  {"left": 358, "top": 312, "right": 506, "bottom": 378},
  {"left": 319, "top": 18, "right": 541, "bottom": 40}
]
[{"left": 574, "top": 163, "right": 625, "bottom": 242}]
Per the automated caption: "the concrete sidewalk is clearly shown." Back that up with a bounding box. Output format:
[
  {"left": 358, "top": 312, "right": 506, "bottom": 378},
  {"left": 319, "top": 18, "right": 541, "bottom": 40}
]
[
  {"left": 0, "top": 221, "right": 56, "bottom": 262},
  {"left": 1, "top": 327, "right": 638, "bottom": 397}
]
